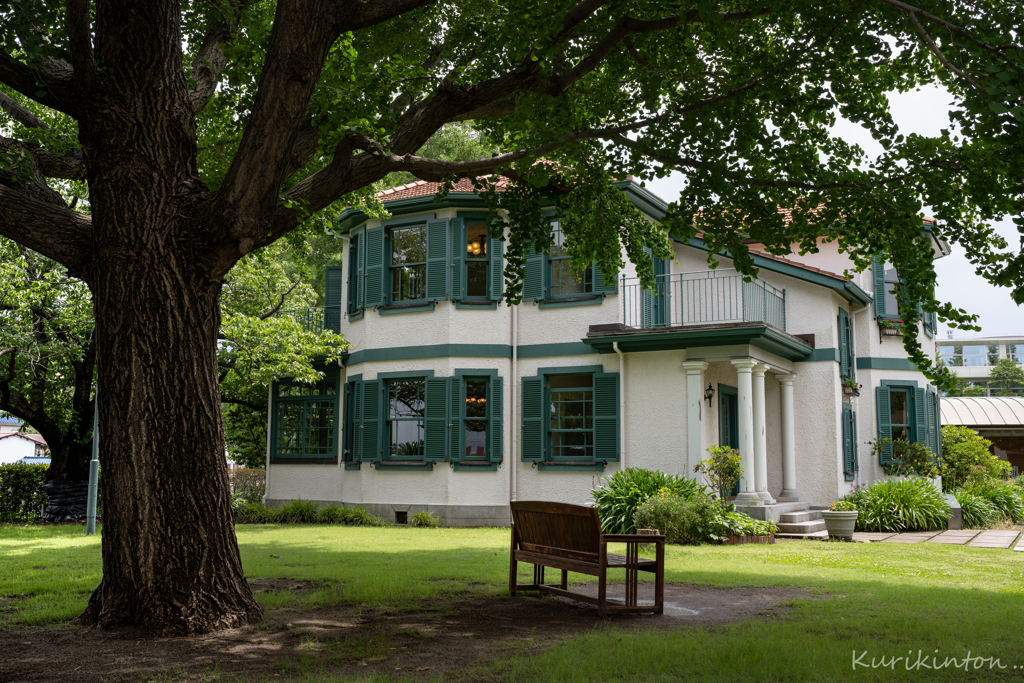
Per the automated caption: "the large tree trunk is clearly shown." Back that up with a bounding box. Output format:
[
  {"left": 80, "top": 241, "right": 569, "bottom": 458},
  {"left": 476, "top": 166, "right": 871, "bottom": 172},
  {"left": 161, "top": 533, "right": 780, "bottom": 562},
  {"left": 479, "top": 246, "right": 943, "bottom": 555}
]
[
  {"left": 80, "top": 260, "right": 263, "bottom": 634},
  {"left": 75, "top": 0, "right": 263, "bottom": 635}
]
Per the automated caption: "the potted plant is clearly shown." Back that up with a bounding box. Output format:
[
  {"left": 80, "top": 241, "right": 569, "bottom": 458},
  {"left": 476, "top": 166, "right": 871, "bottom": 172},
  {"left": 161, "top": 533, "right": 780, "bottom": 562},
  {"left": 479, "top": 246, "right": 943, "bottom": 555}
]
[
  {"left": 878, "top": 319, "right": 903, "bottom": 337},
  {"left": 841, "top": 377, "right": 862, "bottom": 397},
  {"left": 822, "top": 500, "right": 858, "bottom": 540}
]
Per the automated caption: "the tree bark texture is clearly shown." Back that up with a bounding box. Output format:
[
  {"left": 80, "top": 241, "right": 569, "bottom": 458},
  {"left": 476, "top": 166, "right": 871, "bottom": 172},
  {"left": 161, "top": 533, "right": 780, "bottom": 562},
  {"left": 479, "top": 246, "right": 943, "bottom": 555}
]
[{"left": 72, "top": 0, "right": 262, "bottom": 635}]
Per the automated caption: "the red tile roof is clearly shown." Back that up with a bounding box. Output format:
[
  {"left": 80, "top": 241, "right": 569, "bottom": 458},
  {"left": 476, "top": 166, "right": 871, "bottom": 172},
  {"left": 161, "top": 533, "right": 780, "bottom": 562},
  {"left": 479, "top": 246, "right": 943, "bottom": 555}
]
[{"left": 379, "top": 177, "right": 509, "bottom": 201}]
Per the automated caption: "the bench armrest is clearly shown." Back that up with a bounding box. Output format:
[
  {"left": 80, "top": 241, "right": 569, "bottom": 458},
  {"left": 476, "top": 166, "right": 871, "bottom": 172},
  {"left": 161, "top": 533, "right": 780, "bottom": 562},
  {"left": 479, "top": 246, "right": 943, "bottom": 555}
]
[{"left": 601, "top": 533, "right": 665, "bottom": 543}]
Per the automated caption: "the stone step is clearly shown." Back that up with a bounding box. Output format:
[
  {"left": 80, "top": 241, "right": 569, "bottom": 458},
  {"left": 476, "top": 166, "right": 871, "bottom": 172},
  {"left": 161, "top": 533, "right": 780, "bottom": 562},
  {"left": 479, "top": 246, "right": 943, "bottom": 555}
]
[
  {"left": 779, "top": 510, "right": 823, "bottom": 524},
  {"left": 776, "top": 519, "right": 827, "bottom": 534},
  {"left": 776, "top": 529, "right": 829, "bottom": 540}
]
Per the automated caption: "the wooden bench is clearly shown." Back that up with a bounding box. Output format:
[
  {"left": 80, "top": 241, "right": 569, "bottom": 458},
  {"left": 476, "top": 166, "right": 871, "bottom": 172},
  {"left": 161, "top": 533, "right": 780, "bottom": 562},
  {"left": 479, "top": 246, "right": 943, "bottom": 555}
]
[{"left": 509, "top": 500, "right": 665, "bottom": 616}]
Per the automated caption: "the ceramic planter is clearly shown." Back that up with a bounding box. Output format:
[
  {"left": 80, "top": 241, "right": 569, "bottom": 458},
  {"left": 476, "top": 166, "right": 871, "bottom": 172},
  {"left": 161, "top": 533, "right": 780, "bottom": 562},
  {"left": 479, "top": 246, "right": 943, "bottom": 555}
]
[{"left": 821, "top": 510, "right": 859, "bottom": 540}]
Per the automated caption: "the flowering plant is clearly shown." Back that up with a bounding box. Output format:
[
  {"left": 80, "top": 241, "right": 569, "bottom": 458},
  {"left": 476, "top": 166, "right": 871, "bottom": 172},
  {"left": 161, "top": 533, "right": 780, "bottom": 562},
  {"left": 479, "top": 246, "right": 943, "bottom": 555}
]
[
  {"left": 841, "top": 377, "right": 862, "bottom": 390},
  {"left": 829, "top": 500, "right": 857, "bottom": 512},
  {"left": 878, "top": 319, "right": 904, "bottom": 329}
]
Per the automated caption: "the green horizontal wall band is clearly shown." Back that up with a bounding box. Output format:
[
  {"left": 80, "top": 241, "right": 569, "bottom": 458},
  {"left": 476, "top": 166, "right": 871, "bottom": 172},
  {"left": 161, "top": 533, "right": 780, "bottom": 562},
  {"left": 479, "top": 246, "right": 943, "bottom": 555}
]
[
  {"left": 537, "top": 296, "right": 603, "bottom": 309},
  {"left": 856, "top": 357, "right": 921, "bottom": 371},
  {"left": 797, "top": 348, "right": 841, "bottom": 363},
  {"left": 343, "top": 342, "right": 598, "bottom": 366}
]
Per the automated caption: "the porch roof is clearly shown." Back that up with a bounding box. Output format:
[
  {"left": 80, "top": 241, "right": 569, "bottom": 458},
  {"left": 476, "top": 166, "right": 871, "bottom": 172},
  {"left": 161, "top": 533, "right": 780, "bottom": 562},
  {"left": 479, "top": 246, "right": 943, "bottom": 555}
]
[{"left": 582, "top": 322, "right": 813, "bottom": 361}]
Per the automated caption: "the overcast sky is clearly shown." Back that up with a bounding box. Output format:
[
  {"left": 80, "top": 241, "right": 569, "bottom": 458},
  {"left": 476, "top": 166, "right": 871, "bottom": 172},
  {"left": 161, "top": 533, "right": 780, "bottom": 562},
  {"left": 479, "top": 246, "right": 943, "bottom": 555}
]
[{"left": 646, "top": 84, "right": 1021, "bottom": 340}]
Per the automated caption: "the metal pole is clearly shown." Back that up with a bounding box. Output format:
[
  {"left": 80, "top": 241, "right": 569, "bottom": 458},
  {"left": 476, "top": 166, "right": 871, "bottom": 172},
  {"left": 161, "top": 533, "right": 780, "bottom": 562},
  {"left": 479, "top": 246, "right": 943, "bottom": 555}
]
[{"left": 86, "top": 387, "right": 99, "bottom": 535}]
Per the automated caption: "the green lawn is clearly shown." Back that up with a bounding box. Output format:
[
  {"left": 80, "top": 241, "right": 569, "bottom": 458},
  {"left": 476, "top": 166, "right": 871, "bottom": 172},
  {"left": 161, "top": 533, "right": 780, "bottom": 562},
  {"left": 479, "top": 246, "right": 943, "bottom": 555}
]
[{"left": 2, "top": 524, "right": 1023, "bottom": 682}]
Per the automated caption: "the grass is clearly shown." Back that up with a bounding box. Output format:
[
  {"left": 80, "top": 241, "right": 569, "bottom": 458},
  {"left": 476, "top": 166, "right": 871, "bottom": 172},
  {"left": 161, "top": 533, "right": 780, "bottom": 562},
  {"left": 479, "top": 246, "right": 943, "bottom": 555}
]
[{"left": 2, "top": 524, "right": 1023, "bottom": 681}]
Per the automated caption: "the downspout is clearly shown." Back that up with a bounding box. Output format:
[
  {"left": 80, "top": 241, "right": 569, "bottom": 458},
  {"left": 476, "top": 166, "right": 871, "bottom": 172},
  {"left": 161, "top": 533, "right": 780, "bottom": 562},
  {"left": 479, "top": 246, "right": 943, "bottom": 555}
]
[
  {"left": 613, "top": 342, "right": 626, "bottom": 470},
  {"left": 263, "top": 381, "right": 272, "bottom": 505},
  {"left": 510, "top": 303, "right": 518, "bottom": 502}
]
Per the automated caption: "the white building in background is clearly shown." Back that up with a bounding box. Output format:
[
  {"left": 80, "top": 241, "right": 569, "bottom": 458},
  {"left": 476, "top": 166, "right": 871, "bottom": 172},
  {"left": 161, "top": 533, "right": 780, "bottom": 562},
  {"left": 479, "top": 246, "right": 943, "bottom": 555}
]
[
  {"left": 0, "top": 416, "right": 20, "bottom": 435},
  {"left": 264, "top": 179, "right": 947, "bottom": 526},
  {"left": 936, "top": 336, "right": 1024, "bottom": 395},
  {"left": 0, "top": 432, "right": 49, "bottom": 465}
]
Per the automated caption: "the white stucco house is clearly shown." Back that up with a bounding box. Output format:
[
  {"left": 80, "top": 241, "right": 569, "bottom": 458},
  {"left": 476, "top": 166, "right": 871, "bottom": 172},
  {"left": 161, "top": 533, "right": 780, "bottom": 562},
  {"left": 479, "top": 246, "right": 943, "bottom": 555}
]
[
  {"left": 0, "top": 431, "right": 49, "bottom": 465},
  {"left": 264, "top": 178, "right": 947, "bottom": 526}
]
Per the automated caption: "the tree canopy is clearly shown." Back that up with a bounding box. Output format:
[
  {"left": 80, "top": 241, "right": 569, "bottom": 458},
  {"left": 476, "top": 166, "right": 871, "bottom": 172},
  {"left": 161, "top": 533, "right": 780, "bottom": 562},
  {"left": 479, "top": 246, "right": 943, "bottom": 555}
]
[{"left": 0, "top": 0, "right": 1020, "bottom": 634}]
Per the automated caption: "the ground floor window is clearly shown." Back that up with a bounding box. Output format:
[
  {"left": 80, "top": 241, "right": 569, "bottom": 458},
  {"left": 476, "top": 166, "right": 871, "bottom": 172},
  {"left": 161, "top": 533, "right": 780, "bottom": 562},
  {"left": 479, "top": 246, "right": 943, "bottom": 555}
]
[
  {"left": 521, "top": 368, "right": 618, "bottom": 466},
  {"left": 875, "top": 381, "right": 940, "bottom": 468},
  {"left": 342, "top": 372, "right": 503, "bottom": 467},
  {"left": 272, "top": 373, "right": 339, "bottom": 461}
]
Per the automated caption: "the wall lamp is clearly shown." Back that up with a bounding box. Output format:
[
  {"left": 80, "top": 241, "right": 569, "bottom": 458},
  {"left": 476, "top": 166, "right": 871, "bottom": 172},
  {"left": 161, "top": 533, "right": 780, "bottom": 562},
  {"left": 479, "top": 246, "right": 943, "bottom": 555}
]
[{"left": 704, "top": 383, "right": 715, "bottom": 406}]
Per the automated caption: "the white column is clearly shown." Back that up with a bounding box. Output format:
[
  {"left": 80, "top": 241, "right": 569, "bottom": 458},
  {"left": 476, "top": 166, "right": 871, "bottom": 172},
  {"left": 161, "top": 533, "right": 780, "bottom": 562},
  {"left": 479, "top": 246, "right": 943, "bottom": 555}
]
[
  {"left": 778, "top": 373, "right": 800, "bottom": 501},
  {"left": 752, "top": 363, "right": 775, "bottom": 504},
  {"left": 681, "top": 361, "right": 708, "bottom": 480},
  {"left": 731, "top": 359, "right": 760, "bottom": 506}
]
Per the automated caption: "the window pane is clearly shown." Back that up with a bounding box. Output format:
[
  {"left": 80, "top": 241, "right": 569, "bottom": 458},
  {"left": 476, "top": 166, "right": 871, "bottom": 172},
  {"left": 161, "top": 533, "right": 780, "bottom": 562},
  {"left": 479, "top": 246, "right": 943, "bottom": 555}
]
[
  {"left": 890, "top": 390, "right": 908, "bottom": 426},
  {"left": 389, "top": 380, "right": 424, "bottom": 418},
  {"left": 550, "top": 259, "right": 592, "bottom": 297},
  {"left": 466, "top": 380, "right": 487, "bottom": 419},
  {"left": 883, "top": 264, "right": 900, "bottom": 315},
  {"left": 465, "top": 419, "right": 487, "bottom": 458},
  {"left": 988, "top": 345, "right": 1001, "bottom": 365},
  {"left": 306, "top": 402, "right": 334, "bottom": 455},
  {"left": 466, "top": 223, "right": 488, "bottom": 260},
  {"left": 551, "top": 430, "right": 593, "bottom": 459},
  {"left": 466, "top": 261, "right": 488, "bottom": 298},
  {"left": 392, "top": 226, "right": 426, "bottom": 265},
  {"left": 548, "top": 374, "right": 593, "bottom": 389},
  {"left": 891, "top": 426, "right": 908, "bottom": 442},
  {"left": 390, "top": 420, "right": 424, "bottom": 457},
  {"left": 391, "top": 264, "right": 425, "bottom": 301},
  {"left": 276, "top": 403, "right": 302, "bottom": 453}
]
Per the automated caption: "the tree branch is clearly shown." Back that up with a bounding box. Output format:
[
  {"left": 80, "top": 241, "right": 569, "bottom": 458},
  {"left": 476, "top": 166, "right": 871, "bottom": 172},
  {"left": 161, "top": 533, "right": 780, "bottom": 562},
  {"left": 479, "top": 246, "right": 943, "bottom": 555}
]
[
  {"left": 0, "top": 185, "right": 93, "bottom": 277},
  {"left": 189, "top": 1, "right": 249, "bottom": 113},
  {"left": 0, "top": 91, "right": 49, "bottom": 129},
  {"left": 259, "top": 279, "right": 301, "bottom": 320},
  {"left": 66, "top": 0, "right": 97, "bottom": 88},
  {"left": 906, "top": 11, "right": 983, "bottom": 91},
  {"left": 0, "top": 50, "right": 78, "bottom": 116}
]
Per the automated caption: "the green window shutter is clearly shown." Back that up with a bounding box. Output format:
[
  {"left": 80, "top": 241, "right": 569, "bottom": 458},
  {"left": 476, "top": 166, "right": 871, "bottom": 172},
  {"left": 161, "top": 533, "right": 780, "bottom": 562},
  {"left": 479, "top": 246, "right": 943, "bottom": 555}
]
[
  {"left": 426, "top": 219, "right": 449, "bottom": 301},
  {"left": 325, "top": 266, "right": 344, "bottom": 333},
  {"left": 522, "top": 246, "right": 544, "bottom": 302},
  {"left": 348, "top": 230, "right": 363, "bottom": 314},
  {"left": 842, "top": 403, "right": 854, "bottom": 481},
  {"left": 914, "top": 387, "right": 927, "bottom": 446},
  {"left": 521, "top": 377, "right": 544, "bottom": 461},
  {"left": 450, "top": 218, "right": 465, "bottom": 301},
  {"left": 852, "top": 408, "right": 859, "bottom": 476},
  {"left": 343, "top": 380, "right": 356, "bottom": 463},
  {"left": 593, "top": 372, "right": 620, "bottom": 462},
  {"left": 364, "top": 226, "right": 385, "bottom": 308},
  {"left": 933, "top": 391, "right": 942, "bottom": 458},
  {"left": 424, "top": 377, "right": 449, "bottom": 462},
  {"left": 490, "top": 235, "right": 504, "bottom": 301},
  {"left": 360, "top": 379, "right": 382, "bottom": 462},
  {"left": 872, "top": 258, "right": 886, "bottom": 318},
  {"left": 876, "top": 386, "right": 893, "bottom": 466},
  {"left": 449, "top": 377, "right": 464, "bottom": 463},
  {"left": 640, "top": 248, "right": 653, "bottom": 327},
  {"left": 592, "top": 261, "right": 617, "bottom": 295},
  {"left": 838, "top": 308, "right": 849, "bottom": 378},
  {"left": 489, "top": 376, "right": 503, "bottom": 463}
]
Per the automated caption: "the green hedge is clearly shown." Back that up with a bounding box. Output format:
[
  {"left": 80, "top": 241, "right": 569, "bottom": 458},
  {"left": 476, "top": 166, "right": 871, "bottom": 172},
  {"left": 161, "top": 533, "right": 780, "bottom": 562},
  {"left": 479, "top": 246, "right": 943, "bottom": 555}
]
[{"left": 0, "top": 463, "right": 48, "bottom": 523}]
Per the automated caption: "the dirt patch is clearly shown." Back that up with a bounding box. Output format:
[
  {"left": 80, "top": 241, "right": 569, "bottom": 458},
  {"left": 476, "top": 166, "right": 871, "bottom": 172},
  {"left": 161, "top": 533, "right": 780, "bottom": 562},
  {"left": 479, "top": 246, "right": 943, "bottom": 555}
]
[{"left": 0, "top": 581, "right": 816, "bottom": 683}]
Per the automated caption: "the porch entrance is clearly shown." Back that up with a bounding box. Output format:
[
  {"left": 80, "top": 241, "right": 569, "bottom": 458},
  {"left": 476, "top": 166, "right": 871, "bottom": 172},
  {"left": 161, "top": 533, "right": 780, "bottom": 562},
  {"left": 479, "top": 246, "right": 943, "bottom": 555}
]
[{"left": 718, "top": 384, "right": 740, "bottom": 497}]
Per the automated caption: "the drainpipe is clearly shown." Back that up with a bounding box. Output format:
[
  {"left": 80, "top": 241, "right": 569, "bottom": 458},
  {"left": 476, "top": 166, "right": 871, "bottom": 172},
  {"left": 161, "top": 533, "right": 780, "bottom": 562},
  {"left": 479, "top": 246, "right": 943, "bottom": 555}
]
[
  {"left": 510, "top": 303, "right": 518, "bottom": 502},
  {"left": 263, "top": 381, "right": 272, "bottom": 504},
  {"left": 613, "top": 342, "right": 626, "bottom": 470}
]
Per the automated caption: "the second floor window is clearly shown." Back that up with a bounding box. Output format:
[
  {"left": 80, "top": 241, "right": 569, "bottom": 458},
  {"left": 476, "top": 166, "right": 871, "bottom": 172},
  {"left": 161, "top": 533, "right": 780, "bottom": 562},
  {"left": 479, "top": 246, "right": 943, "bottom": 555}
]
[
  {"left": 465, "top": 222, "right": 489, "bottom": 299},
  {"left": 390, "top": 225, "right": 427, "bottom": 303},
  {"left": 549, "top": 221, "right": 593, "bottom": 298}
]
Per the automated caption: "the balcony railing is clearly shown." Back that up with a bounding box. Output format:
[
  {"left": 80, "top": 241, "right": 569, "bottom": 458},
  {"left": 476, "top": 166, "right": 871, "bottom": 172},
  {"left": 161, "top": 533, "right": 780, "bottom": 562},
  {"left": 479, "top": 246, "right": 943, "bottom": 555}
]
[
  {"left": 273, "top": 306, "right": 342, "bottom": 334},
  {"left": 621, "top": 270, "right": 786, "bottom": 331}
]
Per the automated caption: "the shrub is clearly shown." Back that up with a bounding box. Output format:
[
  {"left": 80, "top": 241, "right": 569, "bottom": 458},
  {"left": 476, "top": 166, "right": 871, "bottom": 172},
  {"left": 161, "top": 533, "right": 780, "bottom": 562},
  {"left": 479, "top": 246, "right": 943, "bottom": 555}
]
[
  {"left": 592, "top": 468, "right": 709, "bottom": 534},
  {"left": 0, "top": 463, "right": 48, "bottom": 523},
  {"left": 409, "top": 510, "right": 440, "bottom": 528},
  {"left": 940, "top": 426, "right": 1012, "bottom": 491},
  {"left": 343, "top": 506, "right": 383, "bottom": 526},
  {"left": 960, "top": 479, "right": 1024, "bottom": 523},
  {"left": 317, "top": 503, "right": 348, "bottom": 523},
  {"left": 845, "top": 477, "right": 950, "bottom": 532},
  {"left": 230, "top": 468, "right": 266, "bottom": 503},
  {"left": 693, "top": 445, "right": 743, "bottom": 510},
  {"left": 954, "top": 490, "right": 1000, "bottom": 529},
  {"left": 716, "top": 512, "right": 778, "bottom": 537},
  {"left": 234, "top": 500, "right": 278, "bottom": 524},
  {"left": 888, "top": 439, "right": 940, "bottom": 478},
  {"left": 633, "top": 492, "right": 724, "bottom": 544},
  {"left": 277, "top": 499, "right": 320, "bottom": 523}
]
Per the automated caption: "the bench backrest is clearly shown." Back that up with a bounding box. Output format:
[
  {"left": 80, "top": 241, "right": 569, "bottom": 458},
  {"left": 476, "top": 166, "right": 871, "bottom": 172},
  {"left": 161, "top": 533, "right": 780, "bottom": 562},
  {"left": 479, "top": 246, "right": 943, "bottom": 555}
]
[{"left": 510, "top": 500, "right": 602, "bottom": 559}]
